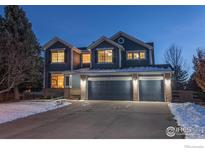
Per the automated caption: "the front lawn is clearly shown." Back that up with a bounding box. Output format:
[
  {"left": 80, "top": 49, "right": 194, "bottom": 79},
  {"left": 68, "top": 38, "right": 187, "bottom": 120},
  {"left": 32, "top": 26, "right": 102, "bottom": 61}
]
[
  {"left": 169, "top": 102, "right": 205, "bottom": 139},
  {"left": 0, "top": 99, "right": 71, "bottom": 124}
]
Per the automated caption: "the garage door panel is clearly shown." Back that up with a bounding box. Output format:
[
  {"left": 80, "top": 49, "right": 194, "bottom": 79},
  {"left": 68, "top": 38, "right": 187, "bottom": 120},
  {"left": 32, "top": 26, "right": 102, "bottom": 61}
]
[
  {"left": 88, "top": 80, "right": 132, "bottom": 100},
  {"left": 139, "top": 80, "right": 164, "bottom": 101}
]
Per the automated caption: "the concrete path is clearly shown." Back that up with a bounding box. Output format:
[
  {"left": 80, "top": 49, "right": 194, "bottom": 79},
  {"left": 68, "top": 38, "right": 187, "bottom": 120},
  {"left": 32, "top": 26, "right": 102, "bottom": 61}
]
[{"left": 0, "top": 101, "right": 183, "bottom": 139}]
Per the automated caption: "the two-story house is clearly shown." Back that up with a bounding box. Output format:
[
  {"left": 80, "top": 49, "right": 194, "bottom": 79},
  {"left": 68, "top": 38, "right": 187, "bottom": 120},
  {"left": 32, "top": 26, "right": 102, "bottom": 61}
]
[{"left": 43, "top": 31, "right": 173, "bottom": 102}]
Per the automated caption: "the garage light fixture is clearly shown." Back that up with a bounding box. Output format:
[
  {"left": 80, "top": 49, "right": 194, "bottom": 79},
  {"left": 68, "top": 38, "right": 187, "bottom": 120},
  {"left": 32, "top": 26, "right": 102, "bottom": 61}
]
[{"left": 165, "top": 78, "right": 171, "bottom": 86}]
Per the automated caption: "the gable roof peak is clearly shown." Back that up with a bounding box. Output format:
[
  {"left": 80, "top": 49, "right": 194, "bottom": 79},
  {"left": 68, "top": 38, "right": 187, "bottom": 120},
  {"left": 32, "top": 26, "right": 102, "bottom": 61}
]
[
  {"left": 43, "top": 36, "right": 81, "bottom": 53},
  {"left": 43, "top": 36, "right": 75, "bottom": 50},
  {"left": 88, "top": 36, "right": 124, "bottom": 50},
  {"left": 110, "top": 31, "right": 153, "bottom": 49}
]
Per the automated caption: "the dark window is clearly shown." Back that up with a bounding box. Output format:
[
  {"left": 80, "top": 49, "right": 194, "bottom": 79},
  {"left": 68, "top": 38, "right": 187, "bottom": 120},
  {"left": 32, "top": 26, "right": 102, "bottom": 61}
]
[{"left": 65, "top": 76, "right": 70, "bottom": 87}]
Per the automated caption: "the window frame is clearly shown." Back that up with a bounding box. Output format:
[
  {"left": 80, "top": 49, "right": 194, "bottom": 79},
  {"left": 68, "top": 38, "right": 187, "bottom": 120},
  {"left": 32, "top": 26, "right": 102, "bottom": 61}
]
[
  {"left": 50, "top": 48, "right": 65, "bottom": 64},
  {"left": 82, "top": 53, "right": 91, "bottom": 64},
  {"left": 97, "top": 49, "right": 113, "bottom": 64},
  {"left": 51, "top": 74, "right": 65, "bottom": 89},
  {"left": 126, "top": 50, "right": 146, "bottom": 61},
  {"left": 65, "top": 75, "right": 72, "bottom": 88}
]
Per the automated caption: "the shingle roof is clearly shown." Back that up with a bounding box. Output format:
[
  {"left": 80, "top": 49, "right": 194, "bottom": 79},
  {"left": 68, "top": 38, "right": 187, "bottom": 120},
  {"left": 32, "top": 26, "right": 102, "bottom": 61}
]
[{"left": 75, "top": 64, "right": 173, "bottom": 74}]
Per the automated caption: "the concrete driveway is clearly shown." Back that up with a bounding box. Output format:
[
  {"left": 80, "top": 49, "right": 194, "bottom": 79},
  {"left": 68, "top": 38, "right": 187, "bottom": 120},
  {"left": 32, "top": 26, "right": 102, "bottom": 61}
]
[{"left": 0, "top": 101, "right": 182, "bottom": 139}]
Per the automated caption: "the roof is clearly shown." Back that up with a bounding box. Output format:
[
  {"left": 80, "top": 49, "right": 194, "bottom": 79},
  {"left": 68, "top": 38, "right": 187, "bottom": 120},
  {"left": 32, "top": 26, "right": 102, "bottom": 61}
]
[
  {"left": 75, "top": 64, "right": 173, "bottom": 74},
  {"left": 110, "top": 31, "right": 153, "bottom": 50},
  {"left": 87, "top": 36, "right": 124, "bottom": 50},
  {"left": 43, "top": 37, "right": 81, "bottom": 53},
  {"left": 78, "top": 47, "right": 87, "bottom": 50}
]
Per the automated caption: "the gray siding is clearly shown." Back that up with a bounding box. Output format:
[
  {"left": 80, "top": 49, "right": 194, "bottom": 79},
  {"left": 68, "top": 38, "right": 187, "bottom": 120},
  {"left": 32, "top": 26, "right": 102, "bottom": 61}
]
[
  {"left": 73, "top": 51, "right": 81, "bottom": 69},
  {"left": 91, "top": 41, "right": 120, "bottom": 69},
  {"left": 72, "top": 74, "right": 80, "bottom": 88},
  {"left": 45, "top": 41, "right": 72, "bottom": 88},
  {"left": 113, "top": 36, "right": 153, "bottom": 67}
]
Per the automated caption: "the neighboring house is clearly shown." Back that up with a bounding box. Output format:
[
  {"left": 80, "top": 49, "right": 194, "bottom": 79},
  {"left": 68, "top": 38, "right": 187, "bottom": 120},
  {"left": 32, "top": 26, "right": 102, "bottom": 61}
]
[{"left": 43, "top": 31, "right": 173, "bottom": 102}]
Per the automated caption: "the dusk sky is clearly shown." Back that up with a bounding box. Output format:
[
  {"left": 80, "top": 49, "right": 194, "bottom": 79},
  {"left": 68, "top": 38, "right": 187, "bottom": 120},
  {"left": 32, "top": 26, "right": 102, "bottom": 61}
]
[{"left": 1, "top": 6, "right": 205, "bottom": 74}]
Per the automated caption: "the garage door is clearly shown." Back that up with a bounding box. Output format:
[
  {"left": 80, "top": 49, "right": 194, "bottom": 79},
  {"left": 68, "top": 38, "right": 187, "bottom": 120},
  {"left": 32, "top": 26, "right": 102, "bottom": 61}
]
[
  {"left": 88, "top": 77, "right": 132, "bottom": 100},
  {"left": 139, "top": 77, "right": 164, "bottom": 101}
]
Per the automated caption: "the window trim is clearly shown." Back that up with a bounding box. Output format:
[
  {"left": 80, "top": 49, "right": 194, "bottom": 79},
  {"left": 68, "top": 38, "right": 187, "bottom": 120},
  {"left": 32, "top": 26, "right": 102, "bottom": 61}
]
[
  {"left": 97, "top": 49, "right": 113, "bottom": 64},
  {"left": 126, "top": 50, "right": 146, "bottom": 61},
  {"left": 65, "top": 74, "right": 72, "bottom": 88},
  {"left": 51, "top": 73, "right": 65, "bottom": 89},
  {"left": 50, "top": 48, "right": 65, "bottom": 64}
]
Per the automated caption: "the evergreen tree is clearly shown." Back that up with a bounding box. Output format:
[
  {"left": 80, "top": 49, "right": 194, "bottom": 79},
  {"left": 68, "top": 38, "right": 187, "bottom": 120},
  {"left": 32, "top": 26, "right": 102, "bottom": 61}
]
[
  {"left": 164, "top": 44, "right": 189, "bottom": 90},
  {"left": 193, "top": 48, "right": 205, "bottom": 92},
  {"left": 0, "top": 6, "right": 42, "bottom": 98},
  {"left": 186, "top": 73, "right": 202, "bottom": 91}
]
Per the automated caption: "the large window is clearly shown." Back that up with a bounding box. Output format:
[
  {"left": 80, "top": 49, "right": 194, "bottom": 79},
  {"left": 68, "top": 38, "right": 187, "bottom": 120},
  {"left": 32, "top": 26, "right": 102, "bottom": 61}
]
[
  {"left": 51, "top": 50, "right": 65, "bottom": 63},
  {"left": 127, "top": 51, "right": 145, "bottom": 60},
  {"left": 51, "top": 74, "right": 64, "bottom": 88},
  {"left": 98, "top": 50, "right": 113, "bottom": 63},
  {"left": 82, "top": 53, "right": 91, "bottom": 64}
]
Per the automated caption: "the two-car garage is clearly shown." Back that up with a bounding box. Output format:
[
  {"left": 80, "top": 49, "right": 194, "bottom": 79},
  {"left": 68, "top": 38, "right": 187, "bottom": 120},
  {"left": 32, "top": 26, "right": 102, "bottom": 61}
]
[
  {"left": 87, "top": 76, "right": 165, "bottom": 102},
  {"left": 88, "top": 77, "right": 133, "bottom": 100}
]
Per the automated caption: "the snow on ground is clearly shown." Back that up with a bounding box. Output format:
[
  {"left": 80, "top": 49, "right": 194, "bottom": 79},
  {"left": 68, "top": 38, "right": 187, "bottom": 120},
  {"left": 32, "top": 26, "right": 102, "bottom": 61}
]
[
  {"left": 0, "top": 99, "right": 71, "bottom": 124},
  {"left": 169, "top": 102, "right": 205, "bottom": 139}
]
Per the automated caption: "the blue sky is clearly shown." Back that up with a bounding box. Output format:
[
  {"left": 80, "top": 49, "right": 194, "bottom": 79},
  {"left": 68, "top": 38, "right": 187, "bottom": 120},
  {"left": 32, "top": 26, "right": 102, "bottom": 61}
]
[{"left": 1, "top": 6, "right": 205, "bottom": 74}]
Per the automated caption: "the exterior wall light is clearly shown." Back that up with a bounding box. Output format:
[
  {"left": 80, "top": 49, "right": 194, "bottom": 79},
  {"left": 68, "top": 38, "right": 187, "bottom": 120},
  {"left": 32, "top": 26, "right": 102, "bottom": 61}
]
[
  {"left": 80, "top": 75, "right": 88, "bottom": 100},
  {"left": 165, "top": 78, "right": 171, "bottom": 87}
]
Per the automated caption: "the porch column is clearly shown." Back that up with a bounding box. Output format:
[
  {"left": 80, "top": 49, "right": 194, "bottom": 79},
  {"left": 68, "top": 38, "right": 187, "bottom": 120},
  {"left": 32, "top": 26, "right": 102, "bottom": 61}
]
[
  {"left": 164, "top": 73, "right": 172, "bottom": 102},
  {"left": 132, "top": 74, "right": 139, "bottom": 101},
  {"left": 80, "top": 75, "right": 88, "bottom": 100}
]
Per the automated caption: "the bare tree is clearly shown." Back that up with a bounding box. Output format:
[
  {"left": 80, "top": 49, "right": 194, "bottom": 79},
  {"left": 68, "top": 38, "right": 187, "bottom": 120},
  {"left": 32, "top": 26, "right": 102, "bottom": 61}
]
[{"left": 164, "top": 44, "right": 189, "bottom": 90}]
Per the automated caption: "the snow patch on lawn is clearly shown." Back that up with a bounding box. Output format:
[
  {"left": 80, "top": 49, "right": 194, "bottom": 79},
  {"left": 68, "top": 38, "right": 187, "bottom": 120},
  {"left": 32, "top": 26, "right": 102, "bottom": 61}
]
[
  {"left": 0, "top": 99, "right": 71, "bottom": 124},
  {"left": 169, "top": 102, "right": 205, "bottom": 139}
]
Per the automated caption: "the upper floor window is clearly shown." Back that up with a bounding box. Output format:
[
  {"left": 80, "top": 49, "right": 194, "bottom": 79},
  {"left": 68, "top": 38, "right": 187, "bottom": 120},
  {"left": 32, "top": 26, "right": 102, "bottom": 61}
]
[
  {"left": 127, "top": 51, "right": 146, "bottom": 60},
  {"left": 51, "top": 49, "right": 65, "bottom": 63},
  {"left": 51, "top": 74, "right": 64, "bottom": 88},
  {"left": 98, "top": 50, "right": 113, "bottom": 63},
  {"left": 127, "top": 53, "right": 133, "bottom": 60},
  {"left": 140, "top": 52, "right": 145, "bottom": 59},
  {"left": 82, "top": 53, "right": 91, "bottom": 64}
]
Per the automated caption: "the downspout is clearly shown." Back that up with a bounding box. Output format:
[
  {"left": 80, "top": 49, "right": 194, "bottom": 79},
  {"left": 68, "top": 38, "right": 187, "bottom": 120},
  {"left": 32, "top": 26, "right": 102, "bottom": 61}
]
[
  {"left": 71, "top": 48, "right": 73, "bottom": 71},
  {"left": 89, "top": 49, "right": 92, "bottom": 69},
  {"left": 43, "top": 50, "right": 46, "bottom": 89},
  {"left": 119, "top": 48, "right": 122, "bottom": 68}
]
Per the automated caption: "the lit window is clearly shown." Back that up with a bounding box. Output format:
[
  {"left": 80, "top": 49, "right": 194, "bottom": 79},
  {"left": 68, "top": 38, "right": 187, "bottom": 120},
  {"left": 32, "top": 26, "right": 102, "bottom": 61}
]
[
  {"left": 127, "top": 51, "right": 146, "bottom": 60},
  {"left": 51, "top": 50, "right": 65, "bottom": 63},
  {"left": 98, "top": 50, "right": 113, "bottom": 63},
  {"left": 140, "top": 52, "right": 145, "bottom": 59},
  {"left": 82, "top": 54, "right": 91, "bottom": 64},
  {"left": 127, "top": 53, "right": 133, "bottom": 60},
  {"left": 51, "top": 74, "right": 64, "bottom": 88},
  {"left": 134, "top": 53, "right": 139, "bottom": 59}
]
